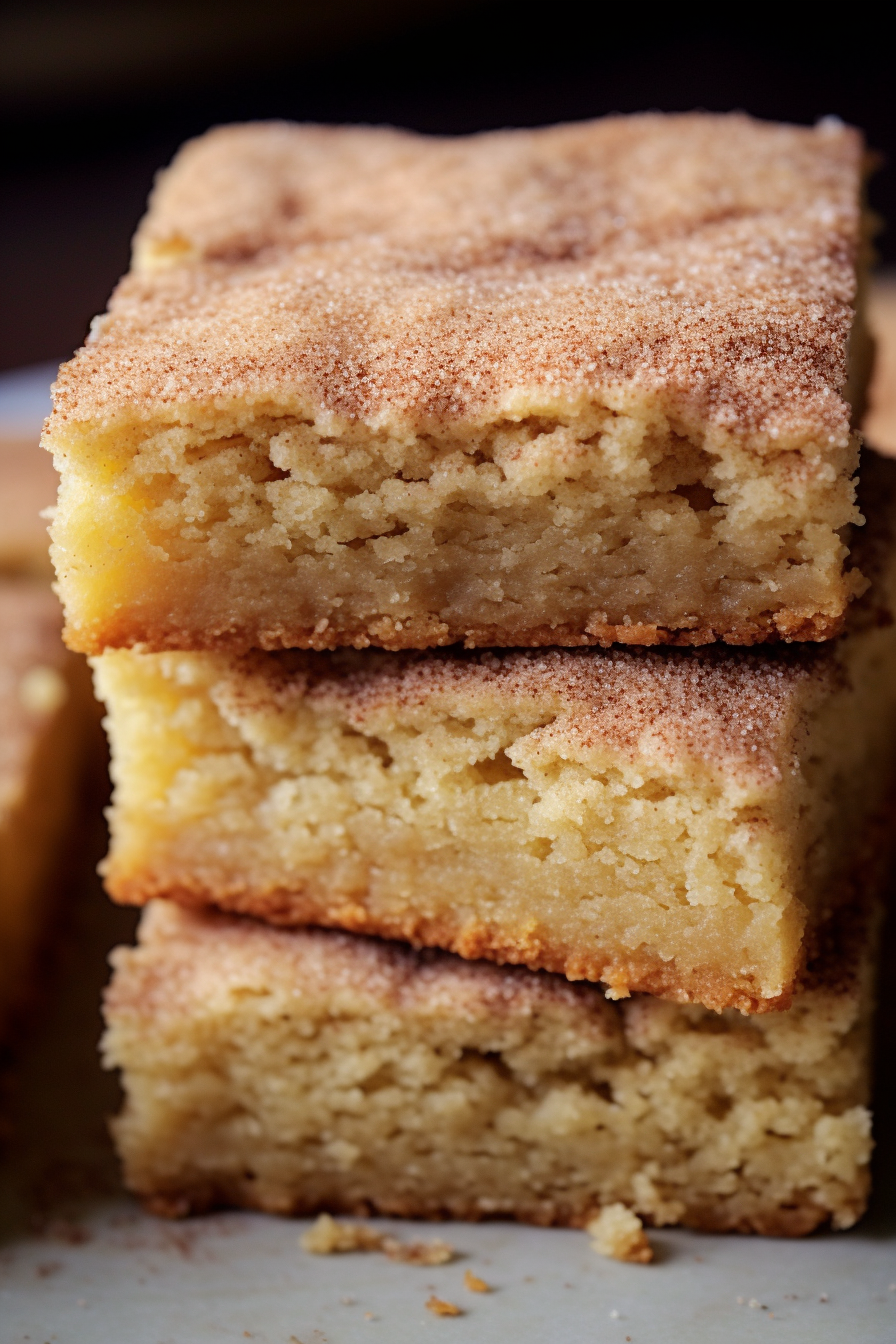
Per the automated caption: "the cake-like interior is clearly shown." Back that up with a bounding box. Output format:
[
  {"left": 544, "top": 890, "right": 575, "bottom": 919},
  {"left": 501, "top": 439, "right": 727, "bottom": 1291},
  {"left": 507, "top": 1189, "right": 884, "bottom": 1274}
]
[
  {"left": 94, "top": 453, "right": 896, "bottom": 1012},
  {"left": 0, "top": 580, "right": 90, "bottom": 1030},
  {"left": 46, "top": 114, "right": 869, "bottom": 655},
  {"left": 103, "top": 899, "right": 876, "bottom": 1236}
]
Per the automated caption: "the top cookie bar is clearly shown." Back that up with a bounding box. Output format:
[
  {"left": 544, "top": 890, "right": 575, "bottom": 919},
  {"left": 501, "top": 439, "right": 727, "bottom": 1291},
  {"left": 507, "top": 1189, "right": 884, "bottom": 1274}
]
[{"left": 45, "top": 114, "right": 869, "bottom": 655}]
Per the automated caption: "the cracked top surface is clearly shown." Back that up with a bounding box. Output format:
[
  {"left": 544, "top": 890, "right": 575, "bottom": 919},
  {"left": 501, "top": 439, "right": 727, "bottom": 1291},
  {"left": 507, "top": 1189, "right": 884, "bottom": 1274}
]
[
  {"left": 220, "top": 643, "right": 833, "bottom": 788},
  {"left": 49, "top": 113, "right": 863, "bottom": 447}
]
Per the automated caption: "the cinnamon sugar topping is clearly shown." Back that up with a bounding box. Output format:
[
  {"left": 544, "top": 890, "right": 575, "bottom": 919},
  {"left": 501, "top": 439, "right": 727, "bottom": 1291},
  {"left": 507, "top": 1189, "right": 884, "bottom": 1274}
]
[{"left": 51, "top": 114, "right": 862, "bottom": 446}]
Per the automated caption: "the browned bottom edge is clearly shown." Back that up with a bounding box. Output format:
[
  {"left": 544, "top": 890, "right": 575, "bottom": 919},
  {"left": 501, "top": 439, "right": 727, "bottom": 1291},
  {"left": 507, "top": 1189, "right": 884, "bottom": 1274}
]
[
  {"left": 67, "top": 608, "right": 846, "bottom": 657},
  {"left": 135, "top": 1180, "right": 860, "bottom": 1240}
]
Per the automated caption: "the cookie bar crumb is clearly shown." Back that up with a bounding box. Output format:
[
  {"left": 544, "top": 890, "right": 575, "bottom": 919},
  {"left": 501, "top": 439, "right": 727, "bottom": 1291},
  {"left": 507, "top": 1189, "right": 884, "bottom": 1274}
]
[
  {"left": 463, "top": 1270, "right": 491, "bottom": 1293},
  {"left": 587, "top": 1205, "right": 654, "bottom": 1264},
  {"left": 426, "top": 1296, "right": 463, "bottom": 1317},
  {"left": 299, "top": 1213, "right": 453, "bottom": 1264}
]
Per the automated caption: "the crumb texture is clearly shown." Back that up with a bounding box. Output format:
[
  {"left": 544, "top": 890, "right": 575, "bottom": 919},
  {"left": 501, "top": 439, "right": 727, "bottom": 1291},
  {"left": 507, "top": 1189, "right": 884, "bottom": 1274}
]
[
  {"left": 102, "top": 902, "right": 876, "bottom": 1237},
  {"left": 45, "top": 114, "right": 867, "bottom": 653}
]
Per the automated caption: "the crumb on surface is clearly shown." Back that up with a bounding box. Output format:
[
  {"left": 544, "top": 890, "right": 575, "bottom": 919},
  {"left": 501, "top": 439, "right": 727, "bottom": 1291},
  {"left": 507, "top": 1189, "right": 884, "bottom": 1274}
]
[
  {"left": 586, "top": 1204, "right": 653, "bottom": 1264},
  {"left": 299, "top": 1213, "right": 454, "bottom": 1264},
  {"left": 463, "top": 1270, "right": 491, "bottom": 1293},
  {"left": 426, "top": 1296, "right": 463, "bottom": 1317}
]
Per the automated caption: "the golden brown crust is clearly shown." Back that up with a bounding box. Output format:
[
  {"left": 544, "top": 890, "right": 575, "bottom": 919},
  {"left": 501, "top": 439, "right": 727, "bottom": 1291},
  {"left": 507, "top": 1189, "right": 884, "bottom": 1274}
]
[
  {"left": 50, "top": 115, "right": 862, "bottom": 450},
  {"left": 69, "top": 609, "right": 848, "bottom": 657}
]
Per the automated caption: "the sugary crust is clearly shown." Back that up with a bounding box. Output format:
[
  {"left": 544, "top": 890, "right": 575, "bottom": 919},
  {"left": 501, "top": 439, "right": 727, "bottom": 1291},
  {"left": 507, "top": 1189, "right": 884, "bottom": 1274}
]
[
  {"left": 109, "top": 899, "right": 621, "bottom": 1025},
  {"left": 121, "top": 889, "right": 870, "bottom": 1035},
  {"left": 49, "top": 114, "right": 862, "bottom": 447},
  {"left": 204, "top": 642, "right": 833, "bottom": 784}
]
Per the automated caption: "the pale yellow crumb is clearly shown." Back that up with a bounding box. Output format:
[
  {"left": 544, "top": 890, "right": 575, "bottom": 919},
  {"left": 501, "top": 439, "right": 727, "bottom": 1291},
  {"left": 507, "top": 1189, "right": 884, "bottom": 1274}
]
[
  {"left": 299, "top": 1213, "right": 453, "bottom": 1264},
  {"left": 299, "top": 1212, "right": 380, "bottom": 1254},
  {"left": 586, "top": 1204, "right": 654, "bottom": 1264},
  {"left": 426, "top": 1296, "right": 463, "bottom": 1317},
  {"left": 381, "top": 1234, "right": 454, "bottom": 1265},
  {"left": 463, "top": 1270, "right": 491, "bottom": 1293}
]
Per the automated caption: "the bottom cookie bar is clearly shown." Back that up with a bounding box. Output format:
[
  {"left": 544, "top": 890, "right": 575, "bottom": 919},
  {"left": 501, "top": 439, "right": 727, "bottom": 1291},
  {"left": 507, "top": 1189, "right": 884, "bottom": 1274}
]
[{"left": 103, "top": 899, "right": 878, "bottom": 1237}]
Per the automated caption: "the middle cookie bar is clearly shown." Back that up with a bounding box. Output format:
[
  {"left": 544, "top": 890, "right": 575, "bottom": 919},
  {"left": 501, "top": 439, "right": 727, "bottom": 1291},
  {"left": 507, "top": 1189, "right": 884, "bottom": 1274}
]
[{"left": 95, "top": 571, "right": 896, "bottom": 1014}]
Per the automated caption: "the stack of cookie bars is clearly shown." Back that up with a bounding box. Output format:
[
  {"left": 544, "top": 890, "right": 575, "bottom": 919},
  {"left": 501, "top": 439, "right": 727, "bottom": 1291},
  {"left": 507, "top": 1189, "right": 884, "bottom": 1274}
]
[{"left": 44, "top": 113, "right": 896, "bottom": 1237}]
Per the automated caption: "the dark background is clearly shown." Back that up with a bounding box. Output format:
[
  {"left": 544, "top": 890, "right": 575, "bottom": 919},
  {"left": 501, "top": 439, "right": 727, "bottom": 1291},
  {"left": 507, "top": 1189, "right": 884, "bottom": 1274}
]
[{"left": 2, "top": 0, "right": 893, "bottom": 372}]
